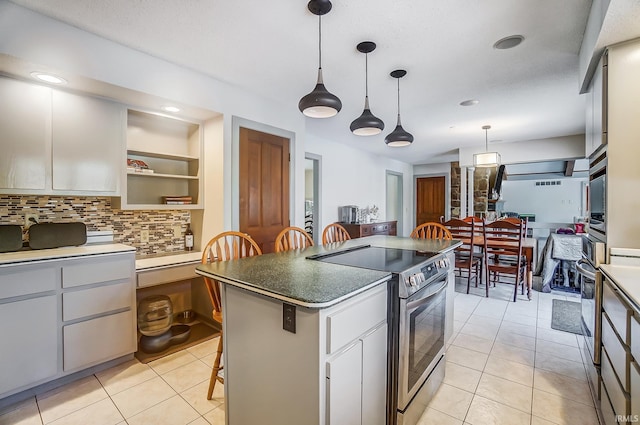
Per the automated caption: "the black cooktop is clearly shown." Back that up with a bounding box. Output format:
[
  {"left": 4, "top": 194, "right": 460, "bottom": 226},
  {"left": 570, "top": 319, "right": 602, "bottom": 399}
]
[{"left": 310, "top": 245, "right": 438, "bottom": 274}]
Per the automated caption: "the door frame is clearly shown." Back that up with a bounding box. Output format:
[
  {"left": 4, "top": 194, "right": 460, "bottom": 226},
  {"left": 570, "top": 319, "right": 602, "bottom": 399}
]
[
  {"left": 385, "top": 170, "right": 403, "bottom": 236},
  {"left": 305, "top": 152, "right": 322, "bottom": 244},
  {"left": 231, "top": 116, "right": 296, "bottom": 230},
  {"left": 413, "top": 172, "right": 450, "bottom": 227}
]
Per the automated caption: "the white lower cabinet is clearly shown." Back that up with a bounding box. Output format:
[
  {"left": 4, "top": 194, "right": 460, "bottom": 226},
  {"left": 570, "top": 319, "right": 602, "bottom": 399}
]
[
  {"left": 326, "top": 324, "right": 388, "bottom": 425},
  {"left": 0, "top": 295, "right": 57, "bottom": 394},
  {"left": 0, "top": 249, "right": 136, "bottom": 399},
  {"left": 327, "top": 341, "right": 363, "bottom": 425}
]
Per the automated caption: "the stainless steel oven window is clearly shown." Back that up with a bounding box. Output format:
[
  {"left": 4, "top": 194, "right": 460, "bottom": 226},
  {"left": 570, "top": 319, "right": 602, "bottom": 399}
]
[{"left": 398, "top": 279, "right": 447, "bottom": 407}]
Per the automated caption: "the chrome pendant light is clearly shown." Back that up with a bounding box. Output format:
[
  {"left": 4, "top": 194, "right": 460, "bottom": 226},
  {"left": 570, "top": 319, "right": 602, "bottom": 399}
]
[
  {"left": 350, "top": 41, "right": 384, "bottom": 135},
  {"left": 384, "top": 69, "right": 413, "bottom": 147},
  {"left": 298, "top": 0, "right": 342, "bottom": 118},
  {"left": 473, "top": 125, "right": 501, "bottom": 167}
]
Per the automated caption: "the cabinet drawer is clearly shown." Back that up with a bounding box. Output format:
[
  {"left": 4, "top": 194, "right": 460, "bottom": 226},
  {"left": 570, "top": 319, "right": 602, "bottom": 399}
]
[
  {"left": 137, "top": 263, "right": 199, "bottom": 288},
  {"left": 326, "top": 286, "right": 387, "bottom": 354},
  {"left": 631, "top": 360, "right": 639, "bottom": 417},
  {"left": 63, "top": 310, "right": 135, "bottom": 371},
  {"left": 601, "top": 346, "right": 629, "bottom": 416},
  {"left": 371, "top": 224, "right": 389, "bottom": 234},
  {"left": 631, "top": 315, "right": 640, "bottom": 362},
  {"left": 62, "top": 255, "right": 132, "bottom": 288},
  {"left": 603, "top": 280, "right": 631, "bottom": 344},
  {"left": 602, "top": 312, "right": 629, "bottom": 390},
  {"left": 63, "top": 281, "right": 132, "bottom": 321},
  {"left": 600, "top": 384, "right": 617, "bottom": 425},
  {"left": 0, "top": 266, "right": 57, "bottom": 299}
]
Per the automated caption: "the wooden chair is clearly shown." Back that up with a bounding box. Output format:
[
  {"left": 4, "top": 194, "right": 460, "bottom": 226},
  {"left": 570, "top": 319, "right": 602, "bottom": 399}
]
[
  {"left": 201, "top": 231, "right": 262, "bottom": 399},
  {"left": 274, "top": 226, "right": 314, "bottom": 252},
  {"left": 442, "top": 218, "right": 484, "bottom": 295},
  {"left": 410, "top": 222, "right": 452, "bottom": 240},
  {"left": 482, "top": 219, "right": 526, "bottom": 302},
  {"left": 322, "top": 223, "right": 351, "bottom": 244}
]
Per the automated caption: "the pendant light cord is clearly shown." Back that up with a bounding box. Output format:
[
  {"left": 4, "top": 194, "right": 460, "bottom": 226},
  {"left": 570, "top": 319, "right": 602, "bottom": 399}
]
[
  {"left": 485, "top": 127, "right": 489, "bottom": 152},
  {"left": 365, "top": 53, "right": 369, "bottom": 98},
  {"left": 318, "top": 15, "right": 322, "bottom": 69},
  {"left": 397, "top": 78, "right": 401, "bottom": 123}
]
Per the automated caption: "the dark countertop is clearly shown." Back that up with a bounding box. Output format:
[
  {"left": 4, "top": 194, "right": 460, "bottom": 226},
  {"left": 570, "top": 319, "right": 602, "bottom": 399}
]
[{"left": 196, "top": 235, "right": 460, "bottom": 308}]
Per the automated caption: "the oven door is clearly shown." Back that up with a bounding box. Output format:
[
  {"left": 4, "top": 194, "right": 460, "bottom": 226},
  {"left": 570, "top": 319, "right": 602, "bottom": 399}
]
[
  {"left": 397, "top": 278, "right": 447, "bottom": 409},
  {"left": 577, "top": 258, "right": 601, "bottom": 364}
]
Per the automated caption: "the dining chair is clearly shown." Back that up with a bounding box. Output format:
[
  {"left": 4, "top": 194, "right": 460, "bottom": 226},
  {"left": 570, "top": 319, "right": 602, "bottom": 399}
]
[
  {"left": 201, "top": 231, "right": 262, "bottom": 399},
  {"left": 482, "top": 219, "right": 526, "bottom": 302},
  {"left": 442, "top": 218, "right": 484, "bottom": 295},
  {"left": 410, "top": 222, "right": 452, "bottom": 240},
  {"left": 322, "top": 223, "right": 351, "bottom": 244},
  {"left": 274, "top": 226, "right": 314, "bottom": 252}
]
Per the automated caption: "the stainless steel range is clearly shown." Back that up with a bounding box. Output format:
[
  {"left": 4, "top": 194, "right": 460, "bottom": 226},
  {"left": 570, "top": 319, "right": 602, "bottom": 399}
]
[{"left": 312, "top": 244, "right": 451, "bottom": 425}]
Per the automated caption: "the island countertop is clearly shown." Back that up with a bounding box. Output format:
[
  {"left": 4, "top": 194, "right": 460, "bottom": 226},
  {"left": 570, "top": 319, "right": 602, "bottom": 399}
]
[{"left": 195, "top": 235, "right": 460, "bottom": 308}]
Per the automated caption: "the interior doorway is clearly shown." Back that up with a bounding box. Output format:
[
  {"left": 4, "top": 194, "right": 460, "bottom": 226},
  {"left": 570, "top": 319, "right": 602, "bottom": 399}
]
[
  {"left": 238, "top": 127, "right": 290, "bottom": 253},
  {"left": 386, "top": 171, "right": 403, "bottom": 236},
  {"left": 304, "top": 154, "right": 321, "bottom": 244},
  {"left": 415, "top": 176, "right": 446, "bottom": 226}
]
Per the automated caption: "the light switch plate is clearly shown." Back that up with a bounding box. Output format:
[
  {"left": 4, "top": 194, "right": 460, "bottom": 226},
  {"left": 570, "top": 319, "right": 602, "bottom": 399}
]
[
  {"left": 173, "top": 225, "right": 181, "bottom": 238},
  {"left": 140, "top": 229, "right": 149, "bottom": 243}
]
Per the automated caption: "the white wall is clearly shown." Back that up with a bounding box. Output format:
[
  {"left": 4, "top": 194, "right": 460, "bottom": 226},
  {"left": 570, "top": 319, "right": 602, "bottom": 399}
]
[
  {"left": 305, "top": 134, "right": 414, "bottom": 237},
  {"left": 500, "top": 178, "right": 587, "bottom": 223}
]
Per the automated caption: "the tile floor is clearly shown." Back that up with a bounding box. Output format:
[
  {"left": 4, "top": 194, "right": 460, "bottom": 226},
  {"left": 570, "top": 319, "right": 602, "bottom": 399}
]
[{"left": 0, "top": 279, "right": 598, "bottom": 425}]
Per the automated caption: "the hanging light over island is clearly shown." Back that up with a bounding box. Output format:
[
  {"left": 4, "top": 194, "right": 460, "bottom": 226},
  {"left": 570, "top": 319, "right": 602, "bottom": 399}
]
[
  {"left": 298, "top": 0, "right": 342, "bottom": 118},
  {"left": 384, "top": 69, "right": 413, "bottom": 147},
  {"left": 350, "top": 41, "right": 384, "bottom": 135}
]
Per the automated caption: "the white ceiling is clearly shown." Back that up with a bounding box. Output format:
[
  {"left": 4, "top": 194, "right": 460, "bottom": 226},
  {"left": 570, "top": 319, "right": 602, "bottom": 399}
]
[{"left": 7, "top": 0, "right": 640, "bottom": 164}]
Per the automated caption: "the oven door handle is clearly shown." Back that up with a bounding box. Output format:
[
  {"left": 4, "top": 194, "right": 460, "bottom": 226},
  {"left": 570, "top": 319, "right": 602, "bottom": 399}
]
[
  {"left": 406, "top": 280, "right": 448, "bottom": 311},
  {"left": 576, "top": 259, "right": 596, "bottom": 280}
]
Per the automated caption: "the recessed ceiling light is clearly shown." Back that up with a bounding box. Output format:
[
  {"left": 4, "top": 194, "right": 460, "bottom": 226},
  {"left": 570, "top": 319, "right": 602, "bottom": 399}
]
[
  {"left": 30, "top": 72, "right": 67, "bottom": 85},
  {"left": 161, "top": 106, "right": 180, "bottom": 113},
  {"left": 493, "top": 35, "right": 524, "bottom": 50},
  {"left": 459, "top": 99, "right": 479, "bottom": 106}
]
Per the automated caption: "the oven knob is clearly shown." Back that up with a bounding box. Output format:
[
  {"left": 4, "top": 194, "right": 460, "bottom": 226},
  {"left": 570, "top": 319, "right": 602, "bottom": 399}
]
[{"left": 409, "top": 276, "right": 416, "bottom": 287}]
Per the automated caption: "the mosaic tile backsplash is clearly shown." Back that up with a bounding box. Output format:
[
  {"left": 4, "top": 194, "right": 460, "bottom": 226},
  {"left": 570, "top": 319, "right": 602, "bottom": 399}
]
[{"left": 0, "top": 196, "right": 191, "bottom": 256}]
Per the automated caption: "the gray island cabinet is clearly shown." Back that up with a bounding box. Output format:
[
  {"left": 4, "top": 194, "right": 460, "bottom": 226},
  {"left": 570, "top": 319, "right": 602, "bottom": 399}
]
[{"left": 196, "top": 235, "right": 458, "bottom": 425}]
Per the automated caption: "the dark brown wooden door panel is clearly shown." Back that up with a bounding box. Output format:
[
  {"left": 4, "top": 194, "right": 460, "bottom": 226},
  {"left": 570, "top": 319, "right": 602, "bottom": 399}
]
[
  {"left": 239, "top": 128, "right": 290, "bottom": 254},
  {"left": 416, "top": 176, "right": 445, "bottom": 225}
]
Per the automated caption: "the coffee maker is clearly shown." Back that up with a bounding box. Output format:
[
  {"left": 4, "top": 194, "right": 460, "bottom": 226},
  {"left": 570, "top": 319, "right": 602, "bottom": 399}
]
[{"left": 339, "top": 205, "right": 358, "bottom": 223}]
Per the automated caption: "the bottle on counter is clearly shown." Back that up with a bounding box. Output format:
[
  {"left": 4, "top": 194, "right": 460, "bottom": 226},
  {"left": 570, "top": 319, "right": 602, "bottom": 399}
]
[{"left": 185, "top": 224, "right": 194, "bottom": 251}]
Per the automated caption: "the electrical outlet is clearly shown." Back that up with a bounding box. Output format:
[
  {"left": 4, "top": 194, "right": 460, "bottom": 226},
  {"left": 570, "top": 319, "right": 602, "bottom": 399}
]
[
  {"left": 24, "top": 213, "right": 38, "bottom": 228},
  {"left": 140, "top": 229, "right": 149, "bottom": 243},
  {"left": 283, "top": 303, "right": 296, "bottom": 334},
  {"left": 173, "top": 225, "right": 182, "bottom": 238}
]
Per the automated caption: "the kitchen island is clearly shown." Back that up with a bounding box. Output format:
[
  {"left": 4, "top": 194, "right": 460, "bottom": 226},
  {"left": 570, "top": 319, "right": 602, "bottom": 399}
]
[{"left": 195, "top": 235, "right": 459, "bottom": 425}]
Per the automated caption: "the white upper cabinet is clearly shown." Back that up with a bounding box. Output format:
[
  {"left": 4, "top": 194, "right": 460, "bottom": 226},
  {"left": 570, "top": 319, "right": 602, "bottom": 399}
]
[
  {"left": 0, "top": 76, "right": 123, "bottom": 196},
  {"left": 52, "top": 90, "right": 123, "bottom": 193},
  {"left": 0, "top": 78, "right": 50, "bottom": 190}
]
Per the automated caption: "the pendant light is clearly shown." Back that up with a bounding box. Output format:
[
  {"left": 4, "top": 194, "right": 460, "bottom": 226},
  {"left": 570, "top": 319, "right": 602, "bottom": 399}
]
[
  {"left": 298, "top": 0, "right": 342, "bottom": 118},
  {"left": 384, "top": 69, "right": 413, "bottom": 147},
  {"left": 473, "top": 125, "right": 501, "bottom": 167},
  {"left": 350, "top": 41, "right": 384, "bottom": 135}
]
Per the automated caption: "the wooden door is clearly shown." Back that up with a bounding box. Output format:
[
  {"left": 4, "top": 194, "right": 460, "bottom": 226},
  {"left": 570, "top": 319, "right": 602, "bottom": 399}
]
[
  {"left": 239, "top": 128, "right": 290, "bottom": 253},
  {"left": 415, "top": 176, "right": 445, "bottom": 225}
]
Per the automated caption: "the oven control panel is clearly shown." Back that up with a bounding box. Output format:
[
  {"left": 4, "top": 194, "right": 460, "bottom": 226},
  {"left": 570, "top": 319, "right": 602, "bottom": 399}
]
[{"left": 404, "top": 256, "right": 450, "bottom": 289}]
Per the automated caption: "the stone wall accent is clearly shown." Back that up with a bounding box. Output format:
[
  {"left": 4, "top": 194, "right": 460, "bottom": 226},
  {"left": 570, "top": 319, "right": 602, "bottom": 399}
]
[
  {"left": 474, "top": 167, "right": 490, "bottom": 216},
  {"left": 0, "top": 196, "right": 190, "bottom": 256},
  {"left": 450, "top": 161, "right": 461, "bottom": 218}
]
